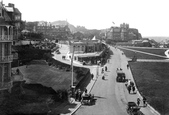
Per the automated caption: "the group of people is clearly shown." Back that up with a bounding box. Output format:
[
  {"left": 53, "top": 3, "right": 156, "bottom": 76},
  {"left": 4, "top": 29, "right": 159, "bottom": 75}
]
[
  {"left": 102, "top": 66, "right": 108, "bottom": 80},
  {"left": 137, "top": 96, "right": 147, "bottom": 107},
  {"left": 75, "top": 89, "right": 83, "bottom": 102},
  {"left": 125, "top": 79, "right": 136, "bottom": 94}
]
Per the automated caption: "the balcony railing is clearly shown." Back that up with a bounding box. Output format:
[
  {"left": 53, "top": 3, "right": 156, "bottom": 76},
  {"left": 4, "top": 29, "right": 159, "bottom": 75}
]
[
  {"left": 0, "top": 35, "right": 13, "bottom": 41},
  {"left": 0, "top": 55, "right": 13, "bottom": 62},
  {"left": 0, "top": 82, "right": 11, "bottom": 90}
]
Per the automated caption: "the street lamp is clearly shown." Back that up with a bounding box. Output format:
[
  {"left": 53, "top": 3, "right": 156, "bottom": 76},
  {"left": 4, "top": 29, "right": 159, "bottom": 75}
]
[
  {"left": 71, "top": 43, "right": 75, "bottom": 87},
  {"left": 70, "top": 42, "right": 75, "bottom": 97}
]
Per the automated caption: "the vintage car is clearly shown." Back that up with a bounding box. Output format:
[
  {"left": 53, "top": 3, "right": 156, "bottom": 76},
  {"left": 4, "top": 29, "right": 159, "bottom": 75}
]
[
  {"left": 116, "top": 69, "right": 126, "bottom": 82},
  {"left": 126, "top": 102, "right": 143, "bottom": 115},
  {"left": 81, "top": 93, "right": 94, "bottom": 105}
]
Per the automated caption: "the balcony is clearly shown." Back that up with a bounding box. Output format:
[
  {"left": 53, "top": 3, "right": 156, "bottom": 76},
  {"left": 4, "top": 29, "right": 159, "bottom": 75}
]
[
  {"left": 0, "top": 55, "right": 13, "bottom": 63},
  {"left": 0, "top": 82, "right": 11, "bottom": 90},
  {"left": 0, "top": 35, "right": 13, "bottom": 42}
]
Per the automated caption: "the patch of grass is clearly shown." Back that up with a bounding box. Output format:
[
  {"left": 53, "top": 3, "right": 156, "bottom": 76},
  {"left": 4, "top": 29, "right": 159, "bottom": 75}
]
[
  {"left": 129, "top": 62, "right": 169, "bottom": 114},
  {"left": 122, "top": 47, "right": 168, "bottom": 56},
  {"left": 120, "top": 48, "right": 168, "bottom": 59}
]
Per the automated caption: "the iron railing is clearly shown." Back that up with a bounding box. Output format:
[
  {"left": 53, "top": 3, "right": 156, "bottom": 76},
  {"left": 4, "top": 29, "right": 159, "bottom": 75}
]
[
  {"left": 0, "top": 35, "right": 13, "bottom": 41},
  {"left": 0, "top": 55, "right": 13, "bottom": 62}
]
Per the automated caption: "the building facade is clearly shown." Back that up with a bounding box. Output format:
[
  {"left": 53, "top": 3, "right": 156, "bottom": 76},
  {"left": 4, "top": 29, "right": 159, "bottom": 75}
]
[
  {"left": 107, "top": 23, "right": 141, "bottom": 41},
  {"left": 24, "top": 21, "right": 72, "bottom": 40},
  {"left": 69, "top": 40, "right": 102, "bottom": 54},
  {"left": 0, "top": 2, "right": 13, "bottom": 90}
]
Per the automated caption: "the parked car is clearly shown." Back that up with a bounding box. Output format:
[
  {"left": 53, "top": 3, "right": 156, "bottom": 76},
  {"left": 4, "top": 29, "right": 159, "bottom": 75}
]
[{"left": 116, "top": 69, "right": 126, "bottom": 82}]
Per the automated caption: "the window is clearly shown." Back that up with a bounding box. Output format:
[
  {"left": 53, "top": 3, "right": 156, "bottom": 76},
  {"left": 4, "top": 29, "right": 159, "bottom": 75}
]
[
  {"left": 0, "top": 65, "right": 2, "bottom": 82},
  {"left": 4, "top": 63, "right": 10, "bottom": 82},
  {"left": 4, "top": 43, "right": 9, "bottom": 56}
]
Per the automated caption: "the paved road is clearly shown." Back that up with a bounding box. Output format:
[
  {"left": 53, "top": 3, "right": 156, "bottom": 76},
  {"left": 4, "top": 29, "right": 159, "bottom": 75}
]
[{"left": 74, "top": 47, "right": 127, "bottom": 115}]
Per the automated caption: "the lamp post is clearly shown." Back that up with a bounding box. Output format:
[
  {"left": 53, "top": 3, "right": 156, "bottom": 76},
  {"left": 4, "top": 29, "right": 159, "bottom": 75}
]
[{"left": 70, "top": 42, "right": 75, "bottom": 87}]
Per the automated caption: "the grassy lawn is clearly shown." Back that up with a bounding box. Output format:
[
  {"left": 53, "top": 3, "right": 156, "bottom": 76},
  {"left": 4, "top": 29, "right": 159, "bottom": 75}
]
[
  {"left": 122, "top": 46, "right": 168, "bottom": 56},
  {"left": 119, "top": 48, "right": 168, "bottom": 59},
  {"left": 21, "top": 65, "right": 74, "bottom": 90},
  {"left": 129, "top": 62, "right": 169, "bottom": 114}
]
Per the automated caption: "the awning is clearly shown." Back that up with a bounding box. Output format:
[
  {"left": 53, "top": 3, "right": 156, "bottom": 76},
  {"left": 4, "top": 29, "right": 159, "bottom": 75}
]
[{"left": 76, "top": 52, "right": 102, "bottom": 58}]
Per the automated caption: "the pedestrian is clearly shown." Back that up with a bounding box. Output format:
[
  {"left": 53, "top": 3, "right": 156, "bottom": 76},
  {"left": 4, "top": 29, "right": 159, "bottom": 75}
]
[
  {"left": 127, "top": 85, "right": 131, "bottom": 94},
  {"left": 143, "top": 96, "right": 147, "bottom": 107},
  {"left": 132, "top": 86, "right": 136, "bottom": 94},
  {"left": 137, "top": 98, "right": 141, "bottom": 106},
  {"left": 130, "top": 81, "right": 134, "bottom": 87},
  {"left": 102, "top": 68, "right": 104, "bottom": 73},
  {"left": 105, "top": 66, "right": 107, "bottom": 71},
  {"left": 79, "top": 91, "right": 82, "bottom": 102},
  {"left": 75, "top": 90, "right": 78, "bottom": 101},
  {"left": 16, "top": 68, "right": 20, "bottom": 74},
  {"left": 85, "top": 88, "right": 87, "bottom": 94},
  {"left": 91, "top": 74, "right": 94, "bottom": 80}
]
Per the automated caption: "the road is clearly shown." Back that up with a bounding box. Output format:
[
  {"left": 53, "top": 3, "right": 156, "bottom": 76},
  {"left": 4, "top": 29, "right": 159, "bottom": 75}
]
[{"left": 74, "top": 46, "right": 128, "bottom": 115}]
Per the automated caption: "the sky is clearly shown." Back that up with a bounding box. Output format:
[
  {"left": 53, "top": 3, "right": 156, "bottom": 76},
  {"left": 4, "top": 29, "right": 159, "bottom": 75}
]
[{"left": 3, "top": 0, "right": 169, "bottom": 37}]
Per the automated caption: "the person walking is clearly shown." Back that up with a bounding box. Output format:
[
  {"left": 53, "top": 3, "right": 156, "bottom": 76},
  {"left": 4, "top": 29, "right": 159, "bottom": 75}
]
[
  {"left": 102, "top": 68, "right": 104, "bottom": 73},
  {"left": 127, "top": 85, "right": 131, "bottom": 94},
  {"left": 137, "top": 98, "right": 141, "bottom": 106},
  {"left": 91, "top": 74, "right": 94, "bottom": 80},
  {"left": 127, "top": 64, "right": 129, "bottom": 69},
  {"left": 75, "top": 90, "right": 78, "bottom": 101},
  {"left": 79, "top": 91, "right": 82, "bottom": 102},
  {"left": 132, "top": 86, "right": 136, "bottom": 94},
  {"left": 105, "top": 66, "right": 107, "bottom": 71},
  {"left": 16, "top": 68, "right": 20, "bottom": 74},
  {"left": 143, "top": 96, "right": 147, "bottom": 107},
  {"left": 85, "top": 88, "right": 87, "bottom": 94}
]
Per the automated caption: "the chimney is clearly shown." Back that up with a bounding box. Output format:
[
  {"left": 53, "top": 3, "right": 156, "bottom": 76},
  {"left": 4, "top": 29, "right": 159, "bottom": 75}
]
[{"left": 8, "top": 3, "right": 14, "bottom": 8}]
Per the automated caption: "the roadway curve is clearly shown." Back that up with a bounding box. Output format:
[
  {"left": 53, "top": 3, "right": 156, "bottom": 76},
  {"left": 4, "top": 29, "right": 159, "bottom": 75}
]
[{"left": 74, "top": 46, "right": 127, "bottom": 115}]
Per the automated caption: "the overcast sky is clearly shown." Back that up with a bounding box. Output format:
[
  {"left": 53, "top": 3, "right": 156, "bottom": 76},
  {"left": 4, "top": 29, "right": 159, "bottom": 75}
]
[{"left": 3, "top": 0, "right": 169, "bottom": 37}]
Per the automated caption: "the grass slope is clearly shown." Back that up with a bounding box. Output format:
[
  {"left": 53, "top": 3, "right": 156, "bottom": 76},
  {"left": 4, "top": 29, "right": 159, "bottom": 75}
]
[
  {"left": 119, "top": 48, "right": 168, "bottom": 59},
  {"left": 129, "top": 62, "right": 169, "bottom": 114},
  {"left": 22, "top": 65, "right": 74, "bottom": 90},
  {"left": 122, "top": 47, "right": 168, "bottom": 57}
]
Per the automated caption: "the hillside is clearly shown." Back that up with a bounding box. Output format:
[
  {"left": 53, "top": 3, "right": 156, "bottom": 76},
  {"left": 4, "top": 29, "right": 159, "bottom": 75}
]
[
  {"left": 51, "top": 20, "right": 77, "bottom": 33},
  {"left": 51, "top": 20, "right": 102, "bottom": 34}
]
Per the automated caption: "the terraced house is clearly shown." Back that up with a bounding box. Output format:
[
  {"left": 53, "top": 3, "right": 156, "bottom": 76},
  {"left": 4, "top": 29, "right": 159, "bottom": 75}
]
[{"left": 0, "top": 2, "right": 21, "bottom": 92}]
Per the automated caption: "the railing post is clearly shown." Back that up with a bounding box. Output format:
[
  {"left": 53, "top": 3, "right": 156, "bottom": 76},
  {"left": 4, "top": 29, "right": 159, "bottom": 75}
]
[{"left": 6, "top": 26, "right": 10, "bottom": 40}]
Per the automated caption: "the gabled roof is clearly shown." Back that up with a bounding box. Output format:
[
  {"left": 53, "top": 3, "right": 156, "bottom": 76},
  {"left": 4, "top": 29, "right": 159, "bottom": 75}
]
[
  {"left": 4, "top": 9, "right": 11, "bottom": 21},
  {"left": 0, "top": 3, "right": 11, "bottom": 22}
]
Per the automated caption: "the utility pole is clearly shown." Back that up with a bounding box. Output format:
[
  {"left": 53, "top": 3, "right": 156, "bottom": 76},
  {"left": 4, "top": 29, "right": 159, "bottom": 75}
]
[
  {"left": 71, "top": 42, "right": 75, "bottom": 87},
  {"left": 70, "top": 42, "right": 75, "bottom": 97}
]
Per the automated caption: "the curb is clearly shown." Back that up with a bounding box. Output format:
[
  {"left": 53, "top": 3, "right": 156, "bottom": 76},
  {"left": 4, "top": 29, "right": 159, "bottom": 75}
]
[
  {"left": 70, "top": 103, "right": 82, "bottom": 115},
  {"left": 70, "top": 66, "right": 99, "bottom": 115}
]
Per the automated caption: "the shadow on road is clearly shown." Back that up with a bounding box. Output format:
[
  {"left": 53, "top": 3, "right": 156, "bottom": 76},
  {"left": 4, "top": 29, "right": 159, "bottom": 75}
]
[
  {"left": 102, "top": 79, "right": 108, "bottom": 81},
  {"left": 94, "top": 96, "right": 106, "bottom": 99}
]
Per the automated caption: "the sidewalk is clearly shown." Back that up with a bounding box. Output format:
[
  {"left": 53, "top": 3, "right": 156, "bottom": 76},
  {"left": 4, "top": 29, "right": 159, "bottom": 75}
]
[
  {"left": 57, "top": 65, "right": 100, "bottom": 115},
  {"left": 118, "top": 49, "right": 160, "bottom": 115}
]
